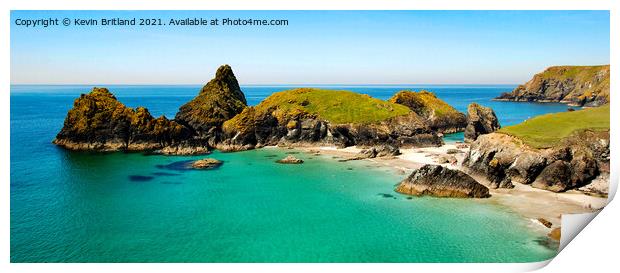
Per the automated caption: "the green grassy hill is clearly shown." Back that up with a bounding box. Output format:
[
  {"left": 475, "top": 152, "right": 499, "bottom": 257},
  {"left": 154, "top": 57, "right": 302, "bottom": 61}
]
[
  {"left": 498, "top": 105, "right": 610, "bottom": 148},
  {"left": 243, "top": 88, "right": 412, "bottom": 124}
]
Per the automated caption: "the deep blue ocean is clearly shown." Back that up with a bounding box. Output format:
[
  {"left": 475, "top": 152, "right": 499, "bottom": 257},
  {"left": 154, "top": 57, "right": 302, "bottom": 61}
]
[{"left": 10, "top": 85, "right": 573, "bottom": 262}]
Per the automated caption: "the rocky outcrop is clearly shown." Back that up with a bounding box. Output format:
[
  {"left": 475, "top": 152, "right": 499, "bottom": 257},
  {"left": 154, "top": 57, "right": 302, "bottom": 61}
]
[
  {"left": 358, "top": 145, "right": 401, "bottom": 158},
  {"left": 389, "top": 90, "right": 467, "bottom": 133},
  {"left": 53, "top": 88, "right": 193, "bottom": 152},
  {"left": 218, "top": 88, "right": 443, "bottom": 151},
  {"left": 54, "top": 66, "right": 464, "bottom": 154},
  {"left": 175, "top": 64, "right": 247, "bottom": 143},
  {"left": 463, "top": 130, "right": 609, "bottom": 192},
  {"left": 464, "top": 103, "right": 500, "bottom": 143},
  {"left": 191, "top": 158, "right": 223, "bottom": 169},
  {"left": 395, "top": 164, "right": 490, "bottom": 198},
  {"left": 276, "top": 155, "right": 304, "bottom": 164},
  {"left": 495, "top": 65, "right": 610, "bottom": 107}
]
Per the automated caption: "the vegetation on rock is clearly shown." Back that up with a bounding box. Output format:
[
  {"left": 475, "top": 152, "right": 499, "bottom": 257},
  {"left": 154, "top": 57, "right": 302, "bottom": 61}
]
[
  {"left": 175, "top": 64, "right": 247, "bottom": 135},
  {"left": 53, "top": 87, "right": 191, "bottom": 151},
  {"left": 236, "top": 88, "right": 411, "bottom": 125},
  {"left": 220, "top": 88, "right": 442, "bottom": 150},
  {"left": 389, "top": 90, "right": 467, "bottom": 133}
]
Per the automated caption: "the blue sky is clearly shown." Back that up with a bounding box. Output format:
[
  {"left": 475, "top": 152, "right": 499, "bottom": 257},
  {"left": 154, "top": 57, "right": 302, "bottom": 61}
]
[{"left": 10, "top": 10, "right": 609, "bottom": 84}]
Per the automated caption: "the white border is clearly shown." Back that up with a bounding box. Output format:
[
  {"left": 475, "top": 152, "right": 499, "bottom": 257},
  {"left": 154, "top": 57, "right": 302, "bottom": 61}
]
[{"left": 2, "top": 1, "right": 617, "bottom": 273}]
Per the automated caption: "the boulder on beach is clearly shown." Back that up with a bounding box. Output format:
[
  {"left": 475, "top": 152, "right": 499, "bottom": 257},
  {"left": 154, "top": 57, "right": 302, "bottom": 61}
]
[
  {"left": 395, "top": 164, "right": 490, "bottom": 198},
  {"left": 548, "top": 227, "right": 561, "bottom": 241},
  {"left": 464, "top": 103, "right": 500, "bottom": 143},
  {"left": 358, "top": 145, "right": 401, "bottom": 158},
  {"left": 435, "top": 154, "right": 457, "bottom": 164},
  {"left": 276, "top": 155, "right": 304, "bottom": 164},
  {"left": 191, "top": 158, "right": 223, "bottom": 169}
]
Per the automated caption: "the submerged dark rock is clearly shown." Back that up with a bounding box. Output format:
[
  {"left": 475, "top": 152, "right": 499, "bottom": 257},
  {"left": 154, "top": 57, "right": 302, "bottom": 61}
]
[
  {"left": 128, "top": 175, "right": 154, "bottom": 182},
  {"left": 395, "top": 164, "right": 490, "bottom": 198}
]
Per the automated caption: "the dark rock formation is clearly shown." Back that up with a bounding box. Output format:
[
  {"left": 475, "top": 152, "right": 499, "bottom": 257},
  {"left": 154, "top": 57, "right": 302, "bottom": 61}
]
[
  {"left": 464, "top": 103, "right": 500, "bottom": 143},
  {"left": 175, "top": 64, "right": 247, "bottom": 143},
  {"left": 495, "top": 65, "right": 610, "bottom": 107},
  {"left": 191, "top": 158, "right": 223, "bottom": 169},
  {"left": 53, "top": 88, "right": 192, "bottom": 152},
  {"left": 395, "top": 164, "right": 490, "bottom": 198},
  {"left": 463, "top": 130, "right": 609, "bottom": 192},
  {"left": 389, "top": 90, "right": 467, "bottom": 133},
  {"left": 276, "top": 155, "right": 304, "bottom": 164}
]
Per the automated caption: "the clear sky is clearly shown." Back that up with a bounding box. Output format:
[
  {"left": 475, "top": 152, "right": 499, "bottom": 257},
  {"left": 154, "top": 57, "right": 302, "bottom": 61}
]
[{"left": 10, "top": 10, "right": 609, "bottom": 85}]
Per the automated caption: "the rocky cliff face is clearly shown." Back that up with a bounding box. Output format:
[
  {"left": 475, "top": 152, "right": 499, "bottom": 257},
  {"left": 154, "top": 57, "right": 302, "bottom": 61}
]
[
  {"left": 464, "top": 103, "right": 500, "bottom": 143},
  {"left": 217, "top": 88, "right": 443, "bottom": 151},
  {"left": 175, "top": 64, "right": 247, "bottom": 142},
  {"left": 53, "top": 88, "right": 192, "bottom": 152},
  {"left": 463, "top": 130, "right": 609, "bottom": 192},
  {"left": 395, "top": 164, "right": 490, "bottom": 198},
  {"left": 495, "top": 65, "right": 610, "bottom": 107},
  {"left": 389, "top": 90, "right": 467, "bottom": 134}
]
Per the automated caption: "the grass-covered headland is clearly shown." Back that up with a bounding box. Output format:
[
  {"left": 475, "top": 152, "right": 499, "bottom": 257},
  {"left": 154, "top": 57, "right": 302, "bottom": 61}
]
[{"left": 498, "top": 104, "right": 610, "bottom": 148}]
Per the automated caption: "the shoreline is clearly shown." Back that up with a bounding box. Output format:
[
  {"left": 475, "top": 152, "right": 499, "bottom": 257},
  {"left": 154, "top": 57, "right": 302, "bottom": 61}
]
[{"left": 295, "top": 143, "right": 608, "bottom": 232}]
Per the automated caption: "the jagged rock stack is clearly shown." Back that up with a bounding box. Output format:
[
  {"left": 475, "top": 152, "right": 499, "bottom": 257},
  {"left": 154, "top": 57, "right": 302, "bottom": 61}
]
[
  {"left": 464, "top": 103, "right": 500, "bottom": 143},
  {"left": 52, "top": 87, "right": 192, "bottom": 152},
  {"left": 175, "top": 64, "right": 248, "bottom": 143}
]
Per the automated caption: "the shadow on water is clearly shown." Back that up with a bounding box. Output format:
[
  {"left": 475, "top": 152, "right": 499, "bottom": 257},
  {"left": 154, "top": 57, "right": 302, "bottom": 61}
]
[
  {"left": 128, "top": 175, "right": 154, "bottom": 182},
  {"left": 533, "top": 237, "right": 560, "bottom": 251},
  {"left": 378, "top": 193, "right": 397, "bottom": 199},
  {"left": 155, "top": 160, "right": 194, "bottom": 171}
]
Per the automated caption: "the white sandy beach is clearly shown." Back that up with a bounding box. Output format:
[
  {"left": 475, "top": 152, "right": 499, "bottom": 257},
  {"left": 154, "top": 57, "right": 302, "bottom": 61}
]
[{"left": 298, "top": 143, "right": 609, "bottom": 231}]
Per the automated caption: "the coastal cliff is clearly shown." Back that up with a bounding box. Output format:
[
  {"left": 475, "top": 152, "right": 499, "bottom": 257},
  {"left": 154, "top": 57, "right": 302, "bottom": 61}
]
[
  {"left": 495, "top": 65, "right": 610, "bottom": 106},
  {"left": 463, "top": 105, "right": 610, "bottom": 192}
]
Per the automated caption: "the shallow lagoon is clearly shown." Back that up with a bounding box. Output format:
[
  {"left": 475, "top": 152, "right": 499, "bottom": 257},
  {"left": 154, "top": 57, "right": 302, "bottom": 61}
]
[{"left": 10, "top": 85, "right": 568, "bottom": 262}]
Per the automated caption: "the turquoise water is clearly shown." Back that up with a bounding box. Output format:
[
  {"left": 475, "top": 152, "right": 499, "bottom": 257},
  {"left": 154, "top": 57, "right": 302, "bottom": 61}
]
[{"left": 10, "top": 85, "right": 569, "bottom": 262}]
